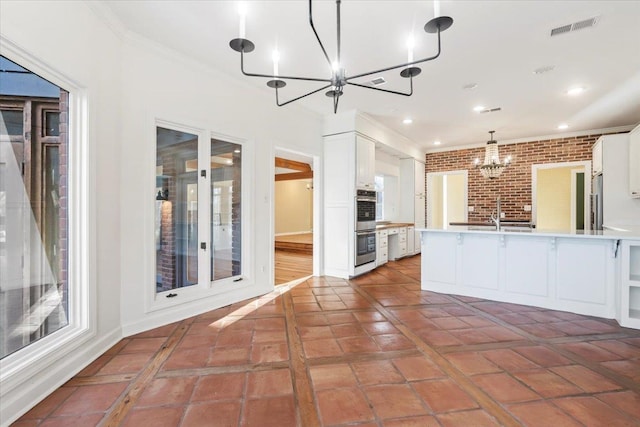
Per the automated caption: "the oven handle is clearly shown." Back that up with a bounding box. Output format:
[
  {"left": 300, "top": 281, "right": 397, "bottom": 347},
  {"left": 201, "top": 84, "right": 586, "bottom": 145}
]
[
  {"left": 355, "top": 230, "right": 376, "bottom": 235},
  {"left": 356, "top": 197, "right": 376, "bottom": 202}
]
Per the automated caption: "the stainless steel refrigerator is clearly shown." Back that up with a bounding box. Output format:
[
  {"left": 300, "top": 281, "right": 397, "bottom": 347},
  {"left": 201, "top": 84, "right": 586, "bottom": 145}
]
[{"left": 591, "top": 173, "right": 603, "bottom": 230}]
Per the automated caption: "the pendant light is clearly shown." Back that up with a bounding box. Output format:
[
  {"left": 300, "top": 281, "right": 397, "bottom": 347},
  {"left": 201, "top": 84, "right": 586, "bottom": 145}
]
[{"left": 474, "top": 131, "right": 511, "bottom": 179}]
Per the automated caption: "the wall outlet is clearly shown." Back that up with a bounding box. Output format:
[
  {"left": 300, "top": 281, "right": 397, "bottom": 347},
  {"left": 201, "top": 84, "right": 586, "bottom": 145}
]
[
  {"left": 523, "top": 205, "right": 532, "bottom": 212},
  {"left": 500, "top": 212, "right": 506, "bottom": 218},
  {"left": 468, "top": 206, "right": 475, "bottom": 212}
]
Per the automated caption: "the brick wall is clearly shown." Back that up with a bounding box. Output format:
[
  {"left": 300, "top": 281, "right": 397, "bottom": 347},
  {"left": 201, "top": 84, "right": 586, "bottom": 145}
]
[{"left": 424, "top": 133, "right": 621, "bottom": 222}]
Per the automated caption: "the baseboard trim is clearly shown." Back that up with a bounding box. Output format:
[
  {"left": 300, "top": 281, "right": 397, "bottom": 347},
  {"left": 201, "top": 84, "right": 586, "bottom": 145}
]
[{"left": 0, "top": 327, "right": 122, "bottom": 427}]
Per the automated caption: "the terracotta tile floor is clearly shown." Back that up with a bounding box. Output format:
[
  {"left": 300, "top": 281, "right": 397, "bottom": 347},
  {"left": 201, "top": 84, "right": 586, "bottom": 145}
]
[{"left": 14, "top": 255, "right": 640, "bottom": 426}]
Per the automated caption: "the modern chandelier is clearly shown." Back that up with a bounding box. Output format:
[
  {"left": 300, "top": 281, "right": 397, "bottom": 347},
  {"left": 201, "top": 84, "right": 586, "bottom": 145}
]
[
  {"left": 229, "top": 0, "right": 454, "bottom": 113},
  {"left": 474, "top": 131, "right": 512, "bottom": 179}
]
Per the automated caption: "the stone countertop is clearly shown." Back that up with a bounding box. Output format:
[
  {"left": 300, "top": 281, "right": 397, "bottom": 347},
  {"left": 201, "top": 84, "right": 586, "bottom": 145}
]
[
  {"left": 376, "top": 222, "right": 415, "bottom": 230},
  {"left": 417, "top": 225, "right": 640, "bottom": 240}
]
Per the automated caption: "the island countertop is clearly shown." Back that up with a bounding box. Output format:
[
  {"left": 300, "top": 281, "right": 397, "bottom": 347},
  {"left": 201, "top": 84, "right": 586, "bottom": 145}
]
[{"left": 418, "top": 225, "right": 640, "bottom": 240}]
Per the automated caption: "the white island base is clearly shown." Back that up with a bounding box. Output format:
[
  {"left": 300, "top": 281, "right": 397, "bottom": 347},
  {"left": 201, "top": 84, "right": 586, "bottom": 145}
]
[{"left": 419, "top": 228, "right": 640, "bottom": 328}]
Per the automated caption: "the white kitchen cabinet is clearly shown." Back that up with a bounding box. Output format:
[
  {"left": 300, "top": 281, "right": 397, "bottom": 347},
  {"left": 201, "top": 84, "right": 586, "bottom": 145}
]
[
  {"left": 421, "top": 230, "right": 619, "bottom": 321},
  {"left": 620, "top": 240, "right": 640, "bottom": 329},
  {"left": 389, "top": 227, "right": 407, "bottom": 260},
  {"left": 399, "top": 158, "right": 426, "bottom": 255},
  {"left": 592, "top": 139, "right": 603, "bottom": 176},
  {"left": 407, "top": 226, "right": 415, "bottom": 255},
  {"left": 356, "top": 135, "right": 376, "bottom": 189},
  {"left": 376, "top": 229, "right": 388, "bottom": 266},
  {"left": 629, "top": 124, "right": 640, "bottom": 198},
  {"left": 597, "top": 133, "right": 640, "bottom": 226},
  {"left": 323, "top": 133, "right": 356, "bottom": 278}
]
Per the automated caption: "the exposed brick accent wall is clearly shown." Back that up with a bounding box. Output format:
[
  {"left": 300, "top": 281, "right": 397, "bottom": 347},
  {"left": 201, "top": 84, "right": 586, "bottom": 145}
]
[
  {"left": 157, "top": 149, "right": 177, "bottom": 291},
  {"left": 424, "top": 133, "right": 621, "bottom": 223}
]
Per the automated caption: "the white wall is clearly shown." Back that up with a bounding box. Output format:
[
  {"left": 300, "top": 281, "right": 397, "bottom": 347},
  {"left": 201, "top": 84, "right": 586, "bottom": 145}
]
[
  {"left": 0, "top": 1, "right": 323, "bottom": 424},
  {"left": 1, "top": 1, "right": 122, "bottom": 424},
  {"left": 275, "top": 179, "right": 313, "bottom": 234},
  {"left": 118, "top": 35, "right": 322, "bottom": 335}
]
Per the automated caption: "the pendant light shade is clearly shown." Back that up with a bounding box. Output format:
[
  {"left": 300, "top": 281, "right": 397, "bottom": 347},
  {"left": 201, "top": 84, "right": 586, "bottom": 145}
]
[{"left": 475, "top": 131, "right": 511, "bottom": 179}]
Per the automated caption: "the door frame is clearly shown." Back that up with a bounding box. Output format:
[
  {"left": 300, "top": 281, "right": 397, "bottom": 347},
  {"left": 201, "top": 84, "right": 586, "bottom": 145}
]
[
  {"left": 426, "top": 169, "right": 468, "bottom": 228},
  {"left": 531, "top": 161, "right": 592, "bottom": 230},
  {"left": 272, "top": 147, "right": 321, "bottom": 279}
]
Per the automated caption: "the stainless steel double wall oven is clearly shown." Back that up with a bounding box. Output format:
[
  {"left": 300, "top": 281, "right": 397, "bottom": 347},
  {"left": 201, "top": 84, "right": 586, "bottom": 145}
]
[{"left": 355, "top": 189, "right": 376, "bottom": 267}]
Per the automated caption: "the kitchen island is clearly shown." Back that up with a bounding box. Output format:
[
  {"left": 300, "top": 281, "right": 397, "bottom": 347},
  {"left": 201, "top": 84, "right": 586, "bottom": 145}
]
[{"left": 418, "top": 226, "right": 640, "bottom": 329}]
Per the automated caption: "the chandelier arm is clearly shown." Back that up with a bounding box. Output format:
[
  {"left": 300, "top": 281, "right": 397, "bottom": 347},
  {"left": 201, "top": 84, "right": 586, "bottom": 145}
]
[
  {"left": 346, "top": 78, "right": 414, "bottom": 97},
  {"left": 345, "top": 28, "right": 443, "bottom": 81},
  {"left": 308, "top": 0, "right": 334, "bottom": 69},
  {"left": 240, "top": 51, "right": 331, "bottom": 83},
  {"left": 274, "top": 83, "right": 333, "bottom": 107},
  {"left": 333, "top": 85, "right": 343, "bottom": 113}
]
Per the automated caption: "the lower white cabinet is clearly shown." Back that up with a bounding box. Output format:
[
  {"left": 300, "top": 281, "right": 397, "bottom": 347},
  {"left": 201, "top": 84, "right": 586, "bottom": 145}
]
[
  {"left": 389, "top": 227, "right": 408, "bottom": 260},
  {"left": 421, "top": 230, "right": 619, "bottom": 320},
  {"left": 407, "top": 226, "right": 415, "bottom": 255},
  {"left": 376, "top": 229, "right": 388, "bottom": 266},
  {"left": 621, "top": 240, "right": 640, "bottom": 328}
]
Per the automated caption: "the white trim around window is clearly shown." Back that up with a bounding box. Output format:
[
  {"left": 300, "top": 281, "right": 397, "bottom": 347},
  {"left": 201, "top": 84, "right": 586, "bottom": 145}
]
[{"left": 0, "top": 37, "right": 97, "bottom": 424}]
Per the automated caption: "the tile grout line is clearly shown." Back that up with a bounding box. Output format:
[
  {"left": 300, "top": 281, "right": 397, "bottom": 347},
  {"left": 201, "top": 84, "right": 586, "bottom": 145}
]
[
  {"left": 98, "top": 319, "right": 192, "bottom": 427},
  {"left": 445, "top": 297, "right": 640, "bottom": 392},
  {"left": 282, "top": 289, "right": 322, "bottom": 427},
  {"left": 346, "top": 278, "right": 523, "bottom": 427}
]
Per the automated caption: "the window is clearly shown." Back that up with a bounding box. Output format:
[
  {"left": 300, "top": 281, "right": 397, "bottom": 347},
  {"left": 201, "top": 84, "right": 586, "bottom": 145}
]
[
  {"left": 375, "top": 175, "right": 384, "bottom": 221},
  {"left": 0, "top": 56, "right": 68, "bottom": 359},
  {"left": 155, "top": 126, "right": 243, "bottom": 296}
]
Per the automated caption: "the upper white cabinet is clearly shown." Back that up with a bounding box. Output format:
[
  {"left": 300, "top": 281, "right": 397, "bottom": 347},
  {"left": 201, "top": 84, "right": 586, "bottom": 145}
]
[
  {"left": 629, "top": 124, "right": 640, "bottom": 198},
  {"left": 592, "top": 139, "right": 603, "bottom": 176},
  {"left": 356, "top": 135, "right": 376, "bottom": 189},
  {"left": 597, "top": 133, "right": 640, "bottom": 226}
]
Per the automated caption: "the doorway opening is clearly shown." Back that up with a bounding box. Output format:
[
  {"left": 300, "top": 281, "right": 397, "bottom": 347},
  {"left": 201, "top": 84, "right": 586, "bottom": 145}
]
[
  {"left": 532, "top": 161, "right": 591, "bottom": 231},
  {"left": 273, "top": 149, "right": 316, "bottom": 285},
  {"left": 426, "top": 170, "right": 468, "bottom": 228}
]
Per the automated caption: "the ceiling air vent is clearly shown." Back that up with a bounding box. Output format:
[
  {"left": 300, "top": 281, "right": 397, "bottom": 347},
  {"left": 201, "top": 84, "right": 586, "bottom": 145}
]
[
  {"left": 550, "top": 16, "right": 599, "bottom": 37},
  {"left": 480, "top": 107, "right": 502, "bottom": 114},
  {"left": 370, "top": 76, "right": 386, "bottom": 86}
]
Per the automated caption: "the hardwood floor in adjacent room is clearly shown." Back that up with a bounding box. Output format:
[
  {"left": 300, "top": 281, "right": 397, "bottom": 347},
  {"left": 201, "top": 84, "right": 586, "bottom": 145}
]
[
  {"left": 275, "top": 249, "right": 312, "bottom": 285},
  {"left": 15, "top": 255, "right": 640, "bottom": 427}
]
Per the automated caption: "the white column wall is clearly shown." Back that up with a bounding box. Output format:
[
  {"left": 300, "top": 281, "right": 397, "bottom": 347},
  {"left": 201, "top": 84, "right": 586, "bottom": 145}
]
[{"left": 1, "top": 1, "right": 123, "bottom": 424}]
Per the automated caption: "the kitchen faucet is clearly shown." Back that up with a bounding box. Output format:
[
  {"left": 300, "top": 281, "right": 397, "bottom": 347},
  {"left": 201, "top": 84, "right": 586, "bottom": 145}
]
[{"left": 490, "top": 196, "right": 501, "bottom": 230}]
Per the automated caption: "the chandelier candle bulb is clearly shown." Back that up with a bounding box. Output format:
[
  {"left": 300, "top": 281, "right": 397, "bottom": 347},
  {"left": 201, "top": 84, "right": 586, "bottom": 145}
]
[
  {"left": 434, "top": 0, "right": 441, "bottom": 18},
  {"left": 238, "top": 3, "right": 247, "bottom": 38},
  {"left": 407, "top": 37, "right": 415, "bottom": 63}
]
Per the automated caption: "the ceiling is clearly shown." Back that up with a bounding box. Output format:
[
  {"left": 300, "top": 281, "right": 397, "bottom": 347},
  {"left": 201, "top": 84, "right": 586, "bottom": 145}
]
[{"left": 99, "top": 0, "right": 640, "bottom": 151}]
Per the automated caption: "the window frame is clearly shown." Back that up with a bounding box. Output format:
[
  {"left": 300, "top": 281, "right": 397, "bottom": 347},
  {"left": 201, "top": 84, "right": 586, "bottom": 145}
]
[
  {"left": 147, "top": 120, "right": 251, "bottom": 313},
  {"left": 0, "top": 45, "right": 94, "bottom": 399}
]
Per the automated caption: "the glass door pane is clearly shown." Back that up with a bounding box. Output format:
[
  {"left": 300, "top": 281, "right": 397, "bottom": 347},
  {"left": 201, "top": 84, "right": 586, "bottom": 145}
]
[
  {"left": 211, "top": 139, "right": 241, "bottom": 281},
  {"left": 155, "top": 127, "right": 198, "bottom": 293}
]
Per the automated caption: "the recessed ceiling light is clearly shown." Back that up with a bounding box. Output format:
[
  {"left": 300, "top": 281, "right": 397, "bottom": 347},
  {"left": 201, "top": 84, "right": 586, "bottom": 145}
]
[
  {"left": 462, "top": 83, "right": 477, "bottom": 90},
  {"left": 558, "top": 123, "right": 569, "bottom": 130},
  {"left": 403, "top": 118, "right": 413, "bottom": 124},
  {"left": 434, "top": 141, "right": 442, "bottom": 145},
  {"left": 567, "top": 86, "right": 586, "bottom": 96},
  {"left": 533, "top": 65, "right": 555, "bottom": 74},
  {"left": 473, "top": 105, "right": 485, "bottom": 112}
]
